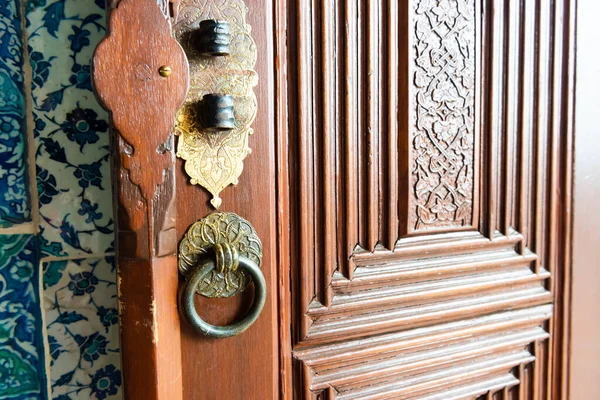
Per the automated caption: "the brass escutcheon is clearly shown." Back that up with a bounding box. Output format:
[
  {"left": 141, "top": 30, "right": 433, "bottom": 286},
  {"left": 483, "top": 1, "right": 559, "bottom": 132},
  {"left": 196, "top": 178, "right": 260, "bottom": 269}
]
[
  {"left": 173, "top": 0, "right": 258, "bottom": 209},
  {"left": 178, "top": 212, "right": 262, "bottom": 298},
  {"left": 178, "top": 212, "right": 265, "bottom": 338}
]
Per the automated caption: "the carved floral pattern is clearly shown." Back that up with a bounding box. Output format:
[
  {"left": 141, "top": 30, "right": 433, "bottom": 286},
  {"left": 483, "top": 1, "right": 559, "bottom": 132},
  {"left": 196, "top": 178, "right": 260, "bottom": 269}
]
[{"left": 410, "top": 0, "right": 476, "bottom": 230}]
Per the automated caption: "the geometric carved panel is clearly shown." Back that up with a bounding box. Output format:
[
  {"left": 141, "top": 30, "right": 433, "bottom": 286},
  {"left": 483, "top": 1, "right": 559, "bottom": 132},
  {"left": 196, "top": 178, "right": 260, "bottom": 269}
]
[
  {"left": 409, "top": 0, "right": 477, "bottom": 232},
  {"left": 295, "top": 231, "right": 552, "bottom": 398},
  {"left": 281, "top": 0, "right": 573, "bottom": 398}
]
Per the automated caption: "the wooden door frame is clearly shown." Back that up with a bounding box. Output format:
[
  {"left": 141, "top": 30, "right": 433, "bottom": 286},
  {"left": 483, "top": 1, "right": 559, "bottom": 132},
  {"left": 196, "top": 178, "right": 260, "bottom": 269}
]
[{"left": 569, "top": 0, "right": 600, "bottom": 397}]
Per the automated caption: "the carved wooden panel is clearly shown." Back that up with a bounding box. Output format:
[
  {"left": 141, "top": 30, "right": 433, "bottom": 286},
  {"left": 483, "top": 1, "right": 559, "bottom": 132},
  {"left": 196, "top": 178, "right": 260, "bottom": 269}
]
[
  {"left": 278, "top": 0, "right": 574, "bottom": 398},
  {"left": 409, "top": 0, "right": 477, "bottom": 232}
]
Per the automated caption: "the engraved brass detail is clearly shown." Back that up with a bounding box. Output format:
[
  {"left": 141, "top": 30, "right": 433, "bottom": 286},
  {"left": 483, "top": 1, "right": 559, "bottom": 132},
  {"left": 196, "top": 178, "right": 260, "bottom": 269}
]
[
  {"left": 174, "top": 0, "right": 258, "bottom": 208},
  {"left": 178, "top": 212, "right": 262, "bottom": 298}
]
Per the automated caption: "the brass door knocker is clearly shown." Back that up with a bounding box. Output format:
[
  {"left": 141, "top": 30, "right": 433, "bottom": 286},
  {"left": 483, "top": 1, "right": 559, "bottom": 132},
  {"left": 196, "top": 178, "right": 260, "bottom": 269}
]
[{"left": 178, "top": 212, "right": 265, "bottom": 338}]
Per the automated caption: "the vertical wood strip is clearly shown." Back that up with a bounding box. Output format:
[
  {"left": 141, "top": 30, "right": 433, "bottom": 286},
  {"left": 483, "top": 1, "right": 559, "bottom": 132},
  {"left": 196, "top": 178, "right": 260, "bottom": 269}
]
[
  {"left": 274, "top": 0, "right": 293, "bottom": 394},
  {"left": 500, "top": 0, "right": 517, "bottom": 235},
  {"left": 532, "top": 340, "right": 541, "bottom": 400},
  {"left": 397, "top": 1, "right": 410, "bottom": 238},
  {"left": 532, "top": 0, "right": 551, "bottom": 274},
  {"left": 559, "top": 0, "right": 576, "bottom": 395},
  {"left": 518, "top": 363, "right": 526, "bottom": 399},
  {"left": 526, "top": 0, "right": 540, "bottom": 256},
  {"left": 93, "top": 1, "right": 187, "bottom": 398},
  {"left": 309, "top": 0, "right": 320, "bottom": 308},
  {"left": 383, "top": 0, "right": 399, "bottom": 249},
  {"left": 296, "top": 0, "right": 315, "bottom": 338},
  {"left": 357, "top": 0, "right": 366, "bottom": 247},
  {"left": 517, "top": 0, "right": 535, "bottom": 255},
  {"left": 545, "top": 0, "right": 563, "bottom": 396},
  {"left": 483, "top": 0, "right": 505, "bottom": 239},
  {"left": 359, "top": 0, "right": 380, "bottom": 250},
  {"left": 341, "top": 0, "right": 359, "bottom": 278},
  {"left": 555, "top": 0, "right": 575, "bottom": 396},
  {"left": 319, "top": 0, "right": 336, "bottom": 306}
]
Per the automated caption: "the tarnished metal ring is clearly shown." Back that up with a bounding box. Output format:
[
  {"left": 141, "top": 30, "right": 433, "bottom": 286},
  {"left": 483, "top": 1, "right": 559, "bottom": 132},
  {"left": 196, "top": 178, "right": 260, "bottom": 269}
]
[{"left": 180, "top": 256, "right": 266, "bottom": 338}]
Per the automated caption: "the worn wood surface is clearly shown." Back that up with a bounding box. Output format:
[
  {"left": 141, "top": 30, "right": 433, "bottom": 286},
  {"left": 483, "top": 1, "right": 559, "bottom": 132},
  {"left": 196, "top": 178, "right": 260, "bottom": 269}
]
[
  {"left": 92, "top": 0, "right": 188, "bottom": 398},
  {"left": 96, "top": 0, "right": 576, "bottom": 397}
]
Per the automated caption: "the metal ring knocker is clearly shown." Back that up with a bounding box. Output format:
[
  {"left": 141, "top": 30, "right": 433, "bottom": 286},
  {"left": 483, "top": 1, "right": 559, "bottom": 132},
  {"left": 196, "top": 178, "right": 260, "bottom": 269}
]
[{"left": 178, "top": 212, "right": 265, "bottom": 338}]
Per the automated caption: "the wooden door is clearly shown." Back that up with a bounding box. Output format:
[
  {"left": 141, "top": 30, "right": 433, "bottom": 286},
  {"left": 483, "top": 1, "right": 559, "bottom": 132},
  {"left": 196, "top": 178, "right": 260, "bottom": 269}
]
[{"left": 92, "top": 0, "right": 575, "bottom": 398}]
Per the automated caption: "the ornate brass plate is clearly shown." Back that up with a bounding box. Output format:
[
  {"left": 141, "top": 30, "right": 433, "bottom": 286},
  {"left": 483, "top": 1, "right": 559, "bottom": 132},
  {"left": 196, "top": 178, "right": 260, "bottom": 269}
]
[
  {"left": 173, "top": 0, "right": 258, "bottom": 208},
  {"left": 178, "top": 212, "right": 262, "bottom": 298}
]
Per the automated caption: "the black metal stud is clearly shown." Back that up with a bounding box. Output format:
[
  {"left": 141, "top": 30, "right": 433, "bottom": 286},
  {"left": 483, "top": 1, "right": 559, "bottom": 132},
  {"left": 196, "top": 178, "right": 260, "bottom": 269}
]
[
  {"left": 199, "top": 94, "right": 235, "bottom": 132},
  {"left": 194, "top": 20, "right": 231, "bottom": 56}
]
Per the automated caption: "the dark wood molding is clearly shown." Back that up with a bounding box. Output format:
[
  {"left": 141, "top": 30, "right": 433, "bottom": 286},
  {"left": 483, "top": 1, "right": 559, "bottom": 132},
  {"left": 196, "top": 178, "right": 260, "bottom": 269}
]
[{"left": 276, "top": 0, "right": 575, "bottom": 397}]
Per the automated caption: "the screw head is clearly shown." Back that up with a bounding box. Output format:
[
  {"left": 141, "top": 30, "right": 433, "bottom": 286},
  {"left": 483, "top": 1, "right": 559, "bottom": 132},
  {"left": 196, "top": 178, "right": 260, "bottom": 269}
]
[{"left": 159, "top": 65, "right": 172, "bottom": 77}]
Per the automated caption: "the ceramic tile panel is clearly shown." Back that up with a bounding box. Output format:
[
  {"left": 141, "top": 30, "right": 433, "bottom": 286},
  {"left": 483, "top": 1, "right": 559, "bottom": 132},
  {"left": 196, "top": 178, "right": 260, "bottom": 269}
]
[
  {"left": 0, "top": 234, "right": 47, "bottom": 399},
  {"left": 26, "top": 0, "right": 114, "bottom": 257},
  {"left": 43, "top": 255, "right": 122, "bottom": 399},
  {"left": 0, "top": 1, "right": 32, "bottom": 227}
]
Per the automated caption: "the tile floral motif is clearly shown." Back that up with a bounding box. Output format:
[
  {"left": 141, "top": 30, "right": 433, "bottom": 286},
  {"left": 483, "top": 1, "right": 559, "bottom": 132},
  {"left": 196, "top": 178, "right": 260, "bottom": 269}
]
[
  {"left": 43, "top": 256, "right": 122, "bottom": 399},
  {"left": 0, "top": 0, "right": 32, "bottom": 227},
  {"left": 0, "top": 234, "right": 47, "bottom": 399},
  {"left": 26, "top": 0, "right": 115, "bottom": 257}
]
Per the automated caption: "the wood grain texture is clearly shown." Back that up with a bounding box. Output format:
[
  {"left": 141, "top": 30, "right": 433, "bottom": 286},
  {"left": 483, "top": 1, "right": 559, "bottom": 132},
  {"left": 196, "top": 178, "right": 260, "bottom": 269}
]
[
  {"left": 274, "top": 0, "right": 294, "bottom": 395},
  {"left": 94, "top": 0, "right": 188, "bottom": 258},
  {"left": 276, "top": 0, "right": 575, "bottom": 397},
  {"left": 92, "top": 0, "right": 188, "bottom": 398},
  {"left": 172, "top": 0, "right": 280, "bottom": 399}
]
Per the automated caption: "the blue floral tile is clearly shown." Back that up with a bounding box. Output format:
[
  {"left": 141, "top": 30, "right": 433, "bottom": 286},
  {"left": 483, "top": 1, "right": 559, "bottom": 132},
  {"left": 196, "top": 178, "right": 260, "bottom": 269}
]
[
  {"left": 43, "top": 256, "right": 122, "bottom": 399},
  {"left": 0, "top": 1, "right": 32, "bottom": 227},
  {"left": 26, "top": 0, "right": 114, "bottom": 257},
  {"left": 0, "top": 234, "right": 47, "bottom": 399}
]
